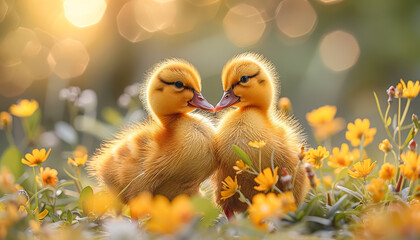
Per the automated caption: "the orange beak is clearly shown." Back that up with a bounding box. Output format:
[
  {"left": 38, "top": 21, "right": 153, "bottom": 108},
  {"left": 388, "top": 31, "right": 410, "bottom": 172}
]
[
  {"left": 215, "top": 88, "right": 240, "bottom": 112},
  {"left": 188, "top": 91, "right": 215, "bottom": 113}
]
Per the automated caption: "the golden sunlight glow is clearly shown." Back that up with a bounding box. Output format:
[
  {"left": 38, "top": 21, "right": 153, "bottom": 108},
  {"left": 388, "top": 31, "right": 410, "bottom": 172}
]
[
  {"left": 275, "top": 0, "right": 317, "bottom": 38},
  {"left": 223, "top": 4, "right": 266, "bottom": 47},
  {"left": 318, "top": 0, "right": 343, "bottom": 4},
  {"left": 47, "top": 39, "right": 89, "bottom": 79},
  {"left": 117, "top": 1, "right": 153, "bottom": 42},
  {"left": 320, "top": 30, "right": 360, "bottom": 72},
  {"left": 135, "top": 0, "right": 177, "bottom": 32},
  {"left": 0, "top": 64, "right": 33, "bottom": 97},
  {"left": 63, "top": 0, "right": 107, "bottom": 28},
  {"left": 0, "top": 0, "right": 7, "bottom": 23},
  {"left": 0, "top": 27, "right": 41, "bottom": 67}
]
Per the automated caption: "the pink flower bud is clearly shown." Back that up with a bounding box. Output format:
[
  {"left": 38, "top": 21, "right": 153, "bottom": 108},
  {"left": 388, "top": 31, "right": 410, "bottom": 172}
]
[
  {"left": 409, "top": 139, "right": 416, "bottom": 151},
  {"left": 387, "top": 86, "right": 395, "bottom": 104}
]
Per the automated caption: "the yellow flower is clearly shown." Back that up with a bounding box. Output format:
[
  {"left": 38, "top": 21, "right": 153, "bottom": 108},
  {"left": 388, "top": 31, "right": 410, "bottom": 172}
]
[
  {"left": 305, "top": 146, "right": 329, "bottom": 168},
  {"left": 367, "top": 178, "right": 385, "bottom": 203},
  {"left": 379, "top": 163, "right": 396, "bottom": 181},
  {"left": 328, "top": 143, "right": 354, "bottom": 169},
  {"left": 21, "top": 148, "right": 51, "bottom": 167},
  {"left": 398, "top": 79, "right": 420, "bottom": 99},
  {"left": 348, "top": 159, "right": 376, "bottom": 179},
  {"left": 351, "top": 148, "right": 368, "bottom": 161},
  {"left": 399, "top": 151, "right": 420, "bottom": 181},
  {"left": 248, "top": 192, "right": 296, "bottom": 230},
  {"left": 34, "top": 207, "right": 48, "bottom": 220},
  {"left": 73, "top": 145, "right": 88, "bottom": 158},
  {"left": 378, "top": 139, "right": 392, "bottom": 153},
  {"left": 233, "top": 160, "right": 250, "bottom": 174},
  {"left": 83, "top": 191, "right": 115, "bottom": 217},
  {"left": 254, "top": 167, "right": 279, "bottom": 192},
  {"left": 0, "top": 112, "right": 12, "bottom": 130},
  {"left": 415, "top": 186, "right": 420, "bottom": 200},
  {"left": 221, "top": 176, "right": 239, "bottom": 200},
  {"left": 146, "top": 195, "right": 194, "bottom": 235},
  {"left": 248, "top": 140, "right": 267, "bottom": 148},
  {"left": 345, "top": 118, "right": 377, "bottom": 146},
  {"left": 315, "top": 175, "right": 333, "bottom": 188},
  {"left": 306, "top": 105, "right": 345, "bottom": 141},
  {"left": 129, "top": 191, "right": 153, "bottom": 220},
  {"left": 278, "top": 97, "right": 292, "bottom": 111},
  {"left": 0, "top": 169, "right": 23, "bottom": 193},
  {"left": 9, "top": 99, "right": 39, "bottom": 117},
  {"left": 39, "top": 167, "right": 58, "bottom": 187},
  {"left": 68, "top": 154, "right": 88, "bottom": 167}
]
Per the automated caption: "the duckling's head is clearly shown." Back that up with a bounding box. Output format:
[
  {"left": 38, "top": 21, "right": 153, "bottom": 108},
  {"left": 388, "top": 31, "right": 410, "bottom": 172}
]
[
  {"left": 144, "top": 59, "right": 214, "bottom": 119},
  {"left": 216, "top": 53, "right": 278, "bottom": 112}
]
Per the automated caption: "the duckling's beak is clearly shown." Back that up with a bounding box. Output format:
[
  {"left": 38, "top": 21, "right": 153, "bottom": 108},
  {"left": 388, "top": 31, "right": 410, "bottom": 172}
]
[
  {"left": 188, "top": 91, "right": 215, "bottom": 113},
  {"left": 215, "top": 88, "right": 240, "bottom": 112}
]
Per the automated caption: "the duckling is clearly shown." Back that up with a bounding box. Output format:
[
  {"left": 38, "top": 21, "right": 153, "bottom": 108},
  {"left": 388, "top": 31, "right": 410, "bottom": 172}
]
[
  {"left": 88, "top": 59, "right": 216, "bottom": 203},
  {"left": 214, "top": 53, "right": 307, "bottom": 217}
]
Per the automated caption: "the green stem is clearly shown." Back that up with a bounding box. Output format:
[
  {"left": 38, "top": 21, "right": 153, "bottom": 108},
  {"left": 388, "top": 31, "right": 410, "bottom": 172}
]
[
  {"left": 400, "top": 99, "right": 411, "bottom": 128},
  {"left": 237, "top": 190, "right": 252, "bottom": 206},
  {"left": 33, "top": 167, "right": 38, "bottom": 209},
  {"left": 319, "top": 166, "right": 327, "bottom": 193},
  {"left": 398, "top": 98, "right": 402, "bottom": 147},
  {"left": 272, "top": 185, "right": 283, "bottom": 194},
  {"left": 258, "top": 149, "right": 262, "bottom": 173},
  {"left": 362, "top": 177, "right": 367, "bottom": 201},
  {"left": 384, "top": 103, "right": 391, "bottom": 122},
  {"left": 383, "top": 153, "right": 387, "bottom": 164},
  {"left": 115, "top": 172, "right": 145, "bottom": 200},
  {"left": 5, "top": 128, "right": 15, "bottom": 146},
  {"left": 359, "top": 135, "right": 365, "bottom": 162},
  {"left": 407, "top": 179, "right": 414, "bottom": 201}
]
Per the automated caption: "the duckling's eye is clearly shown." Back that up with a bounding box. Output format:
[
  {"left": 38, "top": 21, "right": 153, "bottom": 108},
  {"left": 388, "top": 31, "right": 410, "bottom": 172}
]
[
  {"left": 240, "top": 76, "right": 249, "bottom": 83},
  {"left": 174, "top": 81, "right": 184, "bottom": 89}
]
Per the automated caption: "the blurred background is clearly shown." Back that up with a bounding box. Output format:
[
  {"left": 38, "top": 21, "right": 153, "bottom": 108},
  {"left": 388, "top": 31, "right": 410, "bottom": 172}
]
[{"left": 1, "top": 0, "right": 420, "bottom": 164}]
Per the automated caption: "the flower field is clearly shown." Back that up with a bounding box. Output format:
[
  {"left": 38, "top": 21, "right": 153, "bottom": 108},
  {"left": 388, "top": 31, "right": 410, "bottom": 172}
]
[{"left": 0, "top": 79, "right": 419, "bottom": 239}]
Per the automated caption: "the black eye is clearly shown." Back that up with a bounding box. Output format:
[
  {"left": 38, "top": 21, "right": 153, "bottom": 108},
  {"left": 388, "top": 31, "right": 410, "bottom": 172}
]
[
  {"left": 174, "top": 81, "right": 184, "bottom": 88},
  {"left": 240, "top": 76, "right": 249, "bottom": 83}
]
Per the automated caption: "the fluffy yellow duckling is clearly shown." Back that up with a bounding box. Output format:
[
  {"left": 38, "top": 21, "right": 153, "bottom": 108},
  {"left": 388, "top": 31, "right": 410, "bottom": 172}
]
[
  {"left": 214, "top": 53, "right": 307, "bottom": 217},
  {"left": 88, "top": 59, "right": 216, "bottom": 203}
]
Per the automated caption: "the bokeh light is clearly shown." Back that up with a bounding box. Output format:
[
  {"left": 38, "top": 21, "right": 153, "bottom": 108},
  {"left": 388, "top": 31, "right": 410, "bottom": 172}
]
[
  {"left": 0, "top": 27, "right": 41, "bottom": 67},
  {"left": 0, "top": 64, "right": 33, "bottom": 97},
  {"left": 63, "top": 0, "right": 107, "bottom": 28},
  {"left": 117, "top": 0, "right": 153, "bottom": 42},
  {"left": 318, "top": 0, "right": 343, "bottom": 4},
  {"left": 135, "top": 0, "right": 177, "bottom": 33},
  {"left": 0, "top": 0, "right": 7, "bottom": 23},
  {"left": 47, "top": 39, "right": 90, "bottom": 79},
  {"left": 22, "top": 46, "right": 52, "bottom": 80},
  {"left": 275, "top": 0, "right": 317, "bottom": 38},
  {"left": 223, "top": 4, "right": 266, "bottom": 47},
  {"left": 319, "top": 30, "right": 360, "bottom": 72}
]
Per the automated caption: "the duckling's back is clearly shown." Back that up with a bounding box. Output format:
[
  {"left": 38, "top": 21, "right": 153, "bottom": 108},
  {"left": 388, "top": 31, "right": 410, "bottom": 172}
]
[
  {"left": 214, "top": 108, "right": 307, "bottom": 212},
  {"left": 88, "top": 114, "right": 216, "bottom": 203}
]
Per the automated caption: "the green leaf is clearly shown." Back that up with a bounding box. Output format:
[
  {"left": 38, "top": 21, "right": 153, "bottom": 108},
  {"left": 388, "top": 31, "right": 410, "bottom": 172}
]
[
  {"left": 401, "top": 127, "right": 418, "bottom": 150},
  {"left": 332, "top": 167, "right": 348, "bottom": 187},
  {"left": 191, "top": 196, "right": 220, "bottom": 227},
  {"left": 373, "top": 92, "right": 384, "bottom": 121},
  {"left": 79, "top": 186, "right": 93, "bottom": 212},
  {"left": 335, "top": 185, "right": 363, "bottom": 201},
  {"left": 26, "top": 109, "right": 41, "bottom": 139},
  {"left": 1, "top": 146, "right": 23, "bottom": 179},
  {"left": 102, "top": 107, "right": 123, "bottom": 126},
  {"left": 386, "top": 117, "right": 392, "bottom": 128},
  {"left": 326, "top": 194, "right": 347, "bottom": 218},
  {"left": 66, "top": 209, "right": 73, "bottom": 224},
  {"left": 232, "top": 145, "right": 252, "bottom": 168}
]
